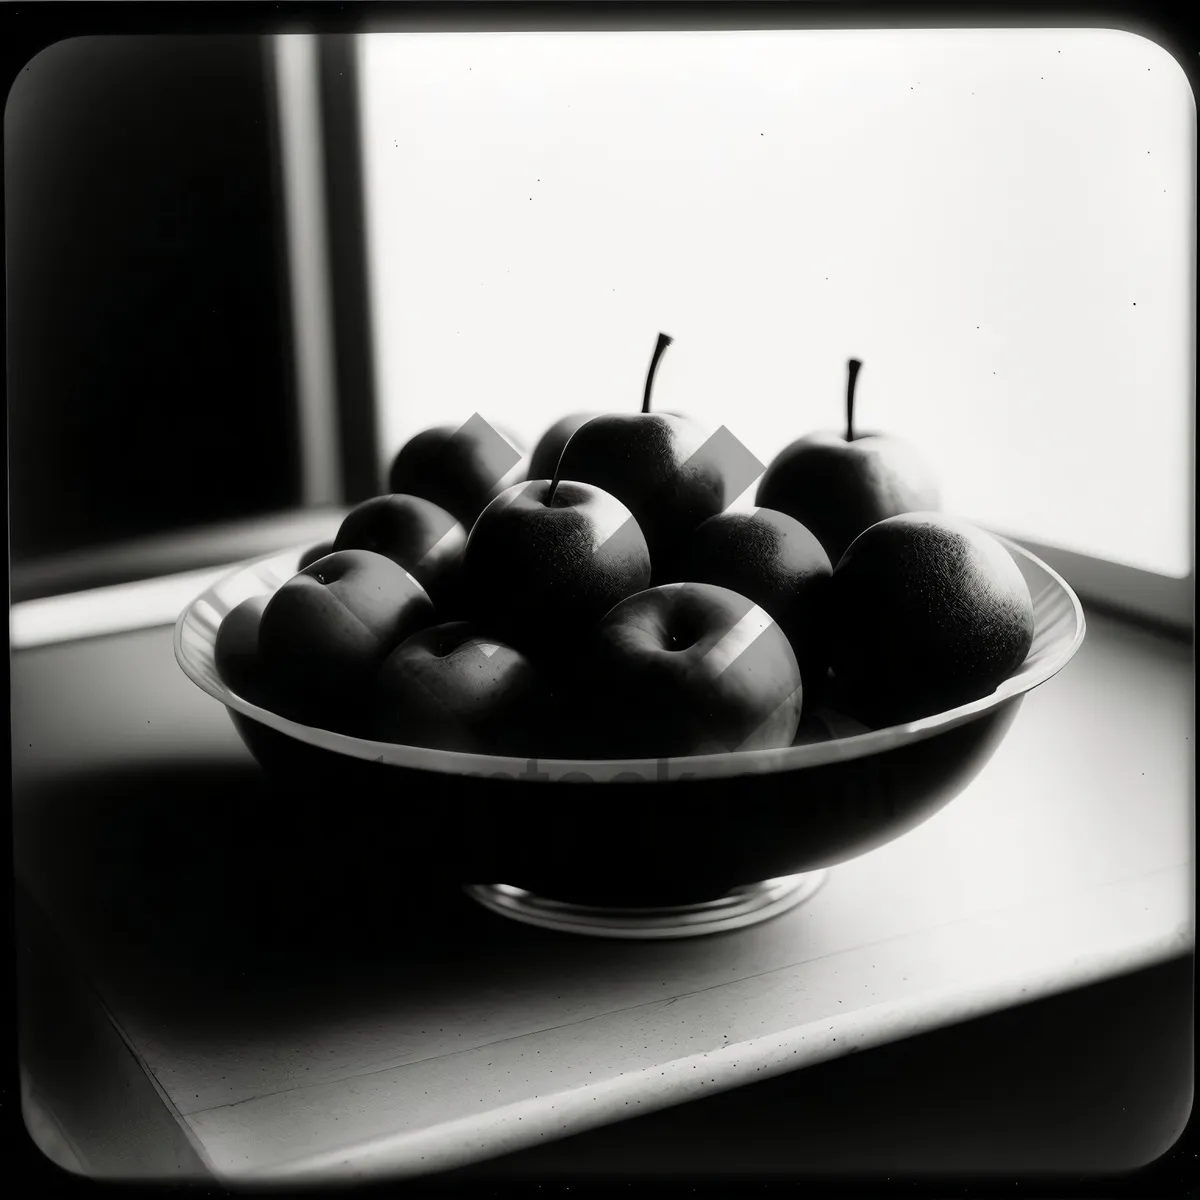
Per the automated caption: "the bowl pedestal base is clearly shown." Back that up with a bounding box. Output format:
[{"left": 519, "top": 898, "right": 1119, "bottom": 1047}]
[{"left": 463, "top": 870, "right": 829, "bottom": 939}]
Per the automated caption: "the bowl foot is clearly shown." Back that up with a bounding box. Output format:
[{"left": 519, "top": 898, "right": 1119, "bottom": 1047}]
[{"left": 463, "top": 870, "right": 828, "bottom": 939}]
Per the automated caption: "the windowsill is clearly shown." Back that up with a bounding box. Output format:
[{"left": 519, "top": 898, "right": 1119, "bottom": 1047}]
[
  {"left": 8, "top": 510, "right": 347, "bottom": 650},
  {"left": 8, "top": 507, "right": 348, "bottom": 607},
  {"left": 986, "top": 528, "right": 1193, "bottom": 643}
]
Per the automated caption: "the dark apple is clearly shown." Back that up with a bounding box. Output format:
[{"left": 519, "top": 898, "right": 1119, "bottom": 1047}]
[
  {"left": 576, "top": 582, "right": 804, "bottom": 758},
  {"left": 756, "top": 359, "right": 940, "bottom": 566},
  {"left": 214, "top": 594, "right": 330, "bottom": 727},
  {"left": 826, "top": 512, "right": 1036, "bottom": 727},
  {"left": 463, "top": 476, "right": 651, "bottom": 659},
  {"left": 387, "top": 416, "right": 526, "bottom": 530},
  {"left": 674, "top": 507, "right": 833, "bottom": 701},
  {"left": 257, "top": 549, "right": 436, "bottom": 727},
  {"left": 372, "top": 622, "right": 557, "bottom": 756},
  {"left": 527, "top": 412, "right": 600, "bottom": 483},
  {"left": 333, "top": 493, "right": 467, "bottom": 615},
  {"left": 214, "top": 595, "right": 271, "bottom": 702},
  {"left": 553, "top": 334, "right": 727, "bottom": 581}
]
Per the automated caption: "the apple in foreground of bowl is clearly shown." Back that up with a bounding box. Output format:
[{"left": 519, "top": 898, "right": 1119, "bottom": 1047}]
[
  {"left": 827, "top": 512, "right": 1035, "bottom": 727},
  {"left": 214, "top": 593, "right": 348, "bottom": 729},
  {"left": 372, "top": 622, "right": 557, "bottom": 756},
  {"left": 214, "top": 595, "right": 272, "bottom": 704},
  {"left": 257, "top": 549, "right": 436, "bottom": 727},
  {"left": 573, "top": 582, "right": 804, "bottom": 759},
  {"left": 756, "top": 358, "right": 940, "bottom": 565}
]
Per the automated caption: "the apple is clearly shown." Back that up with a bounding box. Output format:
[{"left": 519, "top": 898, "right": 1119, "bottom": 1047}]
[
  {"left": 387, "top": 415, "right": 526, "bottom": 530},
  {"left": 214, "top": 594, "right": 335, "bottom": 727},
  {"left": 526, "top": 412, "right": 600, "bottom": 484},
  {"left": 826, "top": 512, "right": 1036, "bottom": 727},
  {"left": 552, "top": 334, "right": 731, "bottom": 582},
  {"left": 214, "top": 594, "right": 271, "bottom": 702},
  {"left": 298, "top": 540, "right": 335, "bottom": 571},
  {"left": 462, "top": 476, "right": 651, "bottom": 659},
  {"left": 756, "top": 359, "right": 940, "bottom": 565},
  {"left": 575, "top": 582, "right": 804, "bottom": 758},
  {"left": 257, "top": 549, "right": 436, "bottom": 725},
  {"left": 332, "top": 494, "right": 467, "bottom": 615},
  {"left": 674, "top": 507, "right": 833, "bottom": 700},
  {"left": 372, "top": 622, "right": 557, "bottom": 755}
]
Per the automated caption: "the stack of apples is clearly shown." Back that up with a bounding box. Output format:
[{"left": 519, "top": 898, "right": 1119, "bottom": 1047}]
[{"left": 216, "top": 336, "right": 1036, "bottom": 759}]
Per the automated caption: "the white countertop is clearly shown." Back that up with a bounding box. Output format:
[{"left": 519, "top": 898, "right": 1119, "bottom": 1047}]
[{"left": 11, "top": 591, "right": 1193, "bottom": 1184}]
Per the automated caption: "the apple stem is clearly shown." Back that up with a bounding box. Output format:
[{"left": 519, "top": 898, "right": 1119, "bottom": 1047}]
[
  {"left": 642, "top": 333, "right": 673, "bottom": 414},
  {"left": 846, "top": 358, "right": 863, "bottom": 442},
  {"left": 545, "top": 454, "right": 564, "bottom": 507}
]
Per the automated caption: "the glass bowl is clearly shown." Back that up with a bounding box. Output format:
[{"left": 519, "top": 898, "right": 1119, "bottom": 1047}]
[{"left": 175, "top": 538, "right": 1084, "bottom": 937}]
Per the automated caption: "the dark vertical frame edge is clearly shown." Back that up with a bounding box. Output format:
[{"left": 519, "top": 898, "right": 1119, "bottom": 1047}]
[
  {"left": 317, "top": 33, "right": 383, "bottom": 503},
  {"left": 258, "top": 32, "right": 307, "bottom": 512}
]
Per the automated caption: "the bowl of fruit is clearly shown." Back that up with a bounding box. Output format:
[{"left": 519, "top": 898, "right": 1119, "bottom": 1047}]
[{"left": 175, "top": 339, "right": 1084, "bottom": 938}]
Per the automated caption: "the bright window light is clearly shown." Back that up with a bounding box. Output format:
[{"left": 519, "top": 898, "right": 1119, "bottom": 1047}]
[{"left": 358, "top": 28, "right": 1194, "bottom": 578}]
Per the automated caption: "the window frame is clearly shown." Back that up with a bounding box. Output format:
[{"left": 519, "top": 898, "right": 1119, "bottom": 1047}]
[{"left": 269, "top": 32, "right": 383, "bottom": 508}]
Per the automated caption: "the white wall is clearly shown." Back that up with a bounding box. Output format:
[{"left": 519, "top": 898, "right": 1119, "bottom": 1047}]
[{"left": 358, "top": 27, "right": 1194, "bottom": 578}]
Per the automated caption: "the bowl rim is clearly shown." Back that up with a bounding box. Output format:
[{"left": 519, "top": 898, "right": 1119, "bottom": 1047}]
[{"left": 174, "top": 535, "right": 1086, "bottom": 781}]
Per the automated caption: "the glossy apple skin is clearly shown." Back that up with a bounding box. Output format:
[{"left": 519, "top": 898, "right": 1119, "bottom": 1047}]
[
  {"left": 554, "top": 413, "right": 725, "bottom": 582},
  {"left": 675, "top": 508, "right": 833, "bottom": 703},
  {"left": 463, "top": 479, "right": 651, "bottom": 660},
  {"left": 756, "top": 430, "right": 940, "bottom": 567},
  {"left": 526, "top": 412, "right": 599, "bottom": 483},
  {"left": 387, "top": 423, "right": 526, "bottom": 531},
  {"left": 371, "top": 622, "right": 559, "bottom": 756},
  {"left": 574, "top": 582, "right": 803, "bottom": 759},
  {"left": 826, "top": 513, "right": 1035, "bottom": 727},
  {"left": 214, "top": 594, "right": 339, "bottom": 729},
  {"left": 333, "top": 494, "right": 467, "bottom": 616},
  {"left": 257, "top": 549, "right": 436, "bottom": 727}
]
